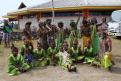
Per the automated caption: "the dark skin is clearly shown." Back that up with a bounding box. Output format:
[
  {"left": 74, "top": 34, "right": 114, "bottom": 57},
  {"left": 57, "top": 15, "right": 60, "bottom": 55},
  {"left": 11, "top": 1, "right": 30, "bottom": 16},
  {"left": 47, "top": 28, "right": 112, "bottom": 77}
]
[
  {"left": 12, "top": 48, "right": 18, "bottom": 58},
  {"left": 4, "top": 20, "right": 9, "bottom": 26},
  {"left": 102, "top": 32, "right": 112, "bottom": 52},
  {"left": 62, "top": 41, "right": 68, "bottom": 52},
  {"left": 61, "top": 41, "right": 77, "bottom": 72},
  {"left": 50, "top": 41, "right": 56, "bottom": 49},
  {"left": 83, "top": 40, "right": 91, "bottom": 54},
  {"left": 81, "top": 20, "right": 91, "bottom": 37},
  {"left": 3, "top": 20, "right": 11, "bottom": 47},
  {"left": 102, "top": 17, "right": 106, "bottom": 23},
  {"left": 12, "top": 48, "right": 22, "bottom": 69},
  {"left": 73, "top": 39, "right": 78, "bottom": 49},
  {"left": 58, "top": 22, "right": 64, "bottom": 29},
  {"left": 23, "top": 23, "right": 32, "bottom": 40},
  {"left": 37, "top": 42, "right": 42, "bottom": 51},
  {"left": 73, "top": 39, "right": 82, "bottom": 54},
  {"left": 37, "top": 22, "right": 45, "bottom": 38},
  {"left": 49, "top": 41, "right": 57, "bottom": 66}
]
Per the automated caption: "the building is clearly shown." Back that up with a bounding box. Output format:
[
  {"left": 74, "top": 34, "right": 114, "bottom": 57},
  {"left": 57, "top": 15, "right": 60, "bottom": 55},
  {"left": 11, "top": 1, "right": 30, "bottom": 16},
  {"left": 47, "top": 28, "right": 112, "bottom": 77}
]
[{"left": 3, "top": 0, "right": 121, "bottom": 30}]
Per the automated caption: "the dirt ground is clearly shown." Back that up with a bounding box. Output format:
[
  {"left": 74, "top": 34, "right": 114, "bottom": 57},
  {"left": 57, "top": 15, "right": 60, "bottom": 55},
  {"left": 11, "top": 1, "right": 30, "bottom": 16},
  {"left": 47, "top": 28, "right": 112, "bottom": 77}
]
[{"left": 0, "top": 38, "right": 121, "bottom": 81}]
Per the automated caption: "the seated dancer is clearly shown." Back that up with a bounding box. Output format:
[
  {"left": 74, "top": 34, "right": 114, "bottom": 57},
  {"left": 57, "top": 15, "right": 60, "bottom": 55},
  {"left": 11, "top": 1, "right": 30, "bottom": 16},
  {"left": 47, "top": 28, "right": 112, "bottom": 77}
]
[
  {"left": 57, "top": 41, "right": 77, "bottom": 72},
  {"left": 47, "top": 39, "right": 58, "bottom": 66},
  {"left": 83, "top": 39, "right": 94, "bottom": 64},
  {"left": 33, "top": 41, "right": 49, "bottom": 67},
  {"left": 7, "top": 46, "right": 30, "bottom": 76},
  {"left": 20, "top": 39, "right": 33, "bottom": 56},
  {"left": 69, "top": 39, "right": 84, "bottom": 63},
  {"left": 100, "top": 32, "right": 113, "bottom": 70},
  {"left": 24, "top": 48, "right": 33, "bottom": 66}
]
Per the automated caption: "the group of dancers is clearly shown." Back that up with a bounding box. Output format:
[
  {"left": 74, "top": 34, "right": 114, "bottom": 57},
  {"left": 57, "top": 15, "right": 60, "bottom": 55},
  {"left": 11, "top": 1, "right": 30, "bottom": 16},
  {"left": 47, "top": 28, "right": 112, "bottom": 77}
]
[{"left": 7, "top": 17, "right": 114, "bottom": 76}]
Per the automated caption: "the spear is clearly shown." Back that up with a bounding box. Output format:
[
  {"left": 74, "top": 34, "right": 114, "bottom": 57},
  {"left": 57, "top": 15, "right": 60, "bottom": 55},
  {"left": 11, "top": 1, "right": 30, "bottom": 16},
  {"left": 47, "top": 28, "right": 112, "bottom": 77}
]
[{"left": 52, "top": 0, "right": 55, "bottom": 24}]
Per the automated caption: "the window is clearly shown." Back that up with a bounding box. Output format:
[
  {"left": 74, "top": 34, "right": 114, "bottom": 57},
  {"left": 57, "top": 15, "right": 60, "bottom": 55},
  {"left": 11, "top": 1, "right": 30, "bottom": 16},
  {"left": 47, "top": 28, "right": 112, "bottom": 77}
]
[
  {"left": 41, "top": 11, "right": 82, "bottom": 17},
  {"left": 22, "top": 14, "right": 36, "bottom": 19},
  {"left": 89, "top": 10, "right": 113, "bottom": 16}
]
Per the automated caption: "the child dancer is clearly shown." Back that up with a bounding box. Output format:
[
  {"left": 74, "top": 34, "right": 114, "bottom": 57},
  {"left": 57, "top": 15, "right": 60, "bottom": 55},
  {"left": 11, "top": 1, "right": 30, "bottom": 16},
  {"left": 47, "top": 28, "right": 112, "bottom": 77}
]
[{"left": 7, "top": 46, "right": 30, "bottom": 76}]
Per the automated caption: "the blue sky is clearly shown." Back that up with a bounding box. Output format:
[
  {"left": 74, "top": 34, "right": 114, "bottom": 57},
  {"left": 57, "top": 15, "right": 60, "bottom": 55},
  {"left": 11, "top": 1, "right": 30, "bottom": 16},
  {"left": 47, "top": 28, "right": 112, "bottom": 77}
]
[{"left": 0, "top": 0, "right": 50, "bottom": 19}]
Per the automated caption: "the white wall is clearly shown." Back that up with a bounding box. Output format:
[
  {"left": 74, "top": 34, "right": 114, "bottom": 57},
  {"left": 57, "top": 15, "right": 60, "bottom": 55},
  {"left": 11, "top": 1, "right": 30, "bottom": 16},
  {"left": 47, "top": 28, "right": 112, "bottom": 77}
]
[
  {"left": 40, "top": 16, "right": 110, "bottom": 29},
  {"left": 40, "top": 16, "right": 83, "bottom": 29},
  {"left": 19, "top": 17, "right": 39, "bottom": 30},
  {"left": 19, "top": 16, "right": 110, "bottom": 30}
]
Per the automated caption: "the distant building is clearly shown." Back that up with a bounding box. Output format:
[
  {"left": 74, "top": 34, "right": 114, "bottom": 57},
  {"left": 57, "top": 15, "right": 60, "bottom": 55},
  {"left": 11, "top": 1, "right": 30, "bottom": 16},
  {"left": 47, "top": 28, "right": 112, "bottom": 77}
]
[{"left": 3, "top": 0, "right": 121, "bottom": 30}]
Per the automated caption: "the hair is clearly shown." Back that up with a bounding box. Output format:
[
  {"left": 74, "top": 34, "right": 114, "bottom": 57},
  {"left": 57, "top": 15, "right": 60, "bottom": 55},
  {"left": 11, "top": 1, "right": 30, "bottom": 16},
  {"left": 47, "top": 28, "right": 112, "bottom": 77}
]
[
  {"left": 73, "top": 39, "right": 78, "bottom": 45},
  {"left": 70, "top": 21, "right": 76, "bottom": 27},
  {"left": 58, "top": 22, "right": 63, "bottom": 25},
  {"left": 12, "top": 47, "right": 18, "bottom": 54},
  {"left": 25, "top": 22, "right": 31, "bottom": 25},
  {"left": 82, "top": 20, "right": 88, "bottom": 25}
]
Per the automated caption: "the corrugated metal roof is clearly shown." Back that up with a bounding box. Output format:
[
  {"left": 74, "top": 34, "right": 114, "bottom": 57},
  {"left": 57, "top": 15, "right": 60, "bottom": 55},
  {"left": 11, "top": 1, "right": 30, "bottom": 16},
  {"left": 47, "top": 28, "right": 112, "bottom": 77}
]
[
  {"left": 7, "top": 0, "right": 121, "bottom": 16},
  {"left": 30, "top": 0, "right": 121, "bottom": 9}
]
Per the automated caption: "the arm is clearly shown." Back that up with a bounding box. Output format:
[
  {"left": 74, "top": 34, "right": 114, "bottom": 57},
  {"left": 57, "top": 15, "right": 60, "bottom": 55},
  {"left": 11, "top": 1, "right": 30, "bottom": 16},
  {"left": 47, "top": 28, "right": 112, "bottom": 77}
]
[{"left": 107, "top": 38, "right": 112, "bottom": 52}]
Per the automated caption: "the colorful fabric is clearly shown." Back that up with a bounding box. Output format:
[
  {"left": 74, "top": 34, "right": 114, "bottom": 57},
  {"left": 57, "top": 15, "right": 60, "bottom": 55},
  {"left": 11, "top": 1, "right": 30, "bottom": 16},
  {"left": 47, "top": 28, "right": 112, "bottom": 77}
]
[
  {"left": 7, "top": 54, "right": 30, "bottom": 76},
  {"left": 3, "top": 25, "right": 12, "bottom": 33},
  {"left": 47, "top": 47, "right": 58, "bottom": 65},
  {"left": 102, "top": 52, "right": 112, "bottom": 69},
  {"left": 33, "top": 49, "right": 49, "bottom": 67},
  {"left": 20, "top": 45, "right": 26, "bottom": 56},
  {"left": 33, "top": 49, "right": 46, "bottom": 59},
  {"left": 56, "top": 29, "right": 64, "bottom": 50},
  {"left": 82, "top": 36, "right": 90, "bottom": 49},
  {"left": 69, "top": 47, "right": 84, "bottom": 62},
  {"left": 57, "top": 51, "right": 73, "bottom": 70},
  {"left": 91, "top": 25, "right": 99, "bottom": 55},
  {"left": 20, "top": 45, "right": 33, "bottom": 56},
  {"left": 84, "top": 47, "right": 94, "bottom": 63},
  {"left": 68, "top": 30, "right": 79, "bottom": 47},
  {"left": 25, "top": 54, "right": 33, "bottom": 64}
]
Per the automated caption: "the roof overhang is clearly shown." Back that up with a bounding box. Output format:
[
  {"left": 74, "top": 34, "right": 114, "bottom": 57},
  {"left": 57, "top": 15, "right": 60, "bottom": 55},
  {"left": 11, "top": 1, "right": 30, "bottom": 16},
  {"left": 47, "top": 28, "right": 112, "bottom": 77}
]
[
  {"left": 2, "top": 15, "right": 17, "bottom": 18},
  {"left": 7, "top": 6, "right": 121, "bottom": 16},
  {"left": 30, "top": 6, "right": 121, "bottom": 12},
  {"left": 7, "top": 8, "right": 29, "bottom": 16}
]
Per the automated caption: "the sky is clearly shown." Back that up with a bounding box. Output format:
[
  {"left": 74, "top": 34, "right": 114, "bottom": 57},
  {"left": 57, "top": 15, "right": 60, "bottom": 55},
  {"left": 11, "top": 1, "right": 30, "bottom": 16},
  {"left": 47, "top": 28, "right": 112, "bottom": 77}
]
[{"left": 0, "top": 0, "right": 50, "bottom": 19}]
